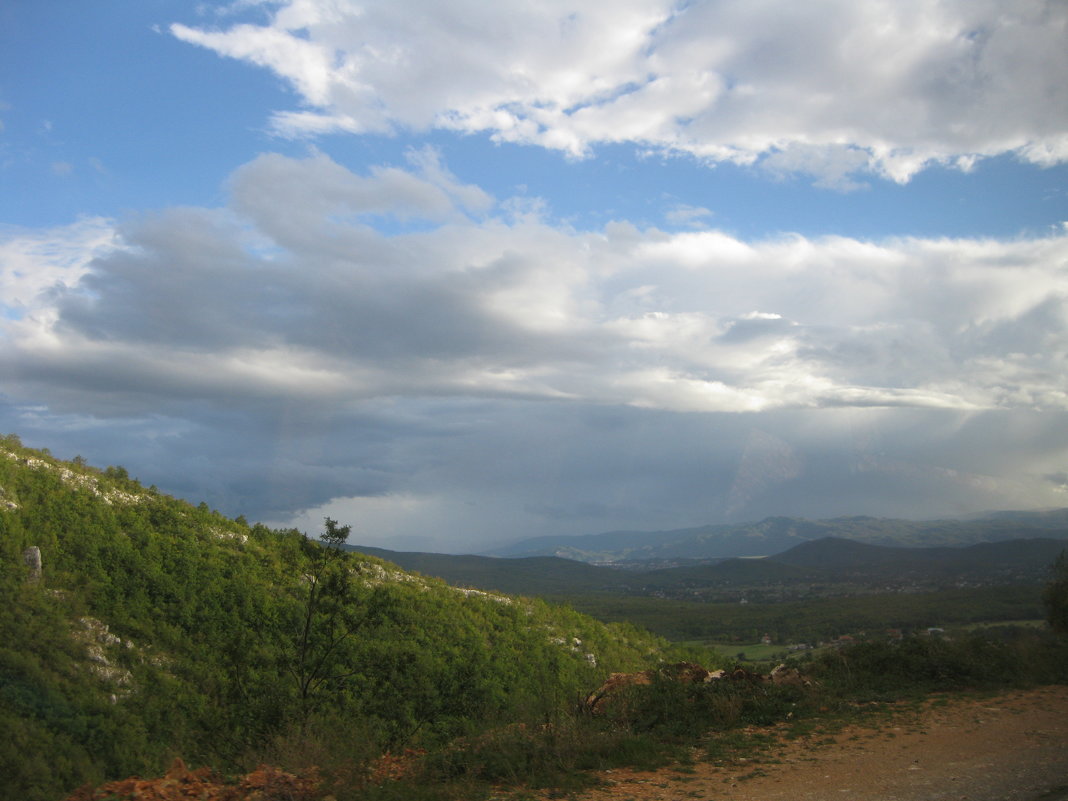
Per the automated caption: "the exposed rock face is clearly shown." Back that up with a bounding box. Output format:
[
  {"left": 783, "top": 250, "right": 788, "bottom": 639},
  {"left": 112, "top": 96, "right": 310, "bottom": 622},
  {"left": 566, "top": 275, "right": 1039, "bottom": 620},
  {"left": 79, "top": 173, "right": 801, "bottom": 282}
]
[
  {"left": 2, "top": 450, "right": 146, "bottom": 505},
  {"left": 75, "top": 616, "right": 134, "bottom": 696},
  {"left": 23, "top": 545, "right": 42, "bottom": 583}
]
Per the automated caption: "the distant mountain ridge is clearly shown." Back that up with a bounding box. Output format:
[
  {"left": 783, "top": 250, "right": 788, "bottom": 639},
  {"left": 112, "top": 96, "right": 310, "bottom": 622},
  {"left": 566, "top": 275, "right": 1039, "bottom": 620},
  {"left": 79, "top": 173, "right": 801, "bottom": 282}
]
[
  {"left": 350, "top": 535, "right": 1068, "bottom": 601},
  {"left": 486, "top": 510, "right": 1068, "bottom": 563}
]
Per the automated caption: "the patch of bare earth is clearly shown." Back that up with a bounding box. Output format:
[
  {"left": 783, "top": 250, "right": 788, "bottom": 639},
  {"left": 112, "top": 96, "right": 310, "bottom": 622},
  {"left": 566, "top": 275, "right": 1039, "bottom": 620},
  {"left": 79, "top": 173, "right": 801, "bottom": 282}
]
[{"left": 541, "top": 685, "right": 1068, "bottom": 801}]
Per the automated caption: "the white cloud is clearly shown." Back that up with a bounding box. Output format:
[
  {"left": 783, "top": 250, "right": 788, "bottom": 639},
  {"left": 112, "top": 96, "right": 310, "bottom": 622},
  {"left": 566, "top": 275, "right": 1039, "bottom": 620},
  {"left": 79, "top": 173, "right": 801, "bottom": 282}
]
[
  {"left": 0, "top": 217, "right": 118, "bottom": 320},
  {"left": 3, "top": 153, "right": 1067, "bottom": 540},
  {"left": 663, "top": 204, "right": 715, "bottom": 229},
  {"left": 5, "top": 154, "right": 1066, "bottom": 418},
  {"left": 172, "top": 0, "right": 1068, "bottom": 185}
]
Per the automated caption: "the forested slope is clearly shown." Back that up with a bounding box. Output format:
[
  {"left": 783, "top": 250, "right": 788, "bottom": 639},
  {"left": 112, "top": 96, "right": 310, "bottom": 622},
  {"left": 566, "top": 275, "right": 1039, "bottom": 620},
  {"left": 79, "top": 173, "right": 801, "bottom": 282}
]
[{"left": 0, "top": 436, "right": 666, "bottom": 801}]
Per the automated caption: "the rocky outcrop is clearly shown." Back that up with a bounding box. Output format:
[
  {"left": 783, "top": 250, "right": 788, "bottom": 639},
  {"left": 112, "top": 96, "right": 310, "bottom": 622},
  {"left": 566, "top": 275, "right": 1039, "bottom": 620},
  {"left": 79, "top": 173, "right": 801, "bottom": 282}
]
[
  {"left": 75, "top": 616, "right": 134, "bottom": 699},
  {"left": 2, "top": 450, "right": 146, "bottom": 505}
]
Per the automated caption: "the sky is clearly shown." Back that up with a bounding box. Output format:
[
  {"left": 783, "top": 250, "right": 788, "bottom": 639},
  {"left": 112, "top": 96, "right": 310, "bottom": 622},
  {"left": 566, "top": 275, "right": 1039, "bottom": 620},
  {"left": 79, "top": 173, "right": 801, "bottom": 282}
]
[{"left": 2, "top": 0, "right": 1068, "bottom": 553}]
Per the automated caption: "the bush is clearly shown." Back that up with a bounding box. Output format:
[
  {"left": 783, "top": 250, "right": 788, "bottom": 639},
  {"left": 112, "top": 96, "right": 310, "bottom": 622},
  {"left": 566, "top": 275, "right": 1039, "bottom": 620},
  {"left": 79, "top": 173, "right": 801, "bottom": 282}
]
[
  {"left": 806, "top": 631, "right": 1068, "bottom": 701},
  {"left": 1044, "top": 550, "right": 1068, "bottom": 634},
  {"left": 421, "top": 714, "right": 679, "bottom": 790},
  {"left": 599, "top": 673, "right": 811, "bottom": 740}
]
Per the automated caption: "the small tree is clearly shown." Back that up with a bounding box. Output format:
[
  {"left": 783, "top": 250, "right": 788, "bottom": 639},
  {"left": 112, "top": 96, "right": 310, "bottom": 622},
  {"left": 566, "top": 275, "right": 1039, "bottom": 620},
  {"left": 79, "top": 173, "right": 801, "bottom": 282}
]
[
  {"left": 1043, "top": 550, "right": 1068, "bottom": 635},
  {"left": 289, "top": 518, "right": 364, "bottom": 718}
]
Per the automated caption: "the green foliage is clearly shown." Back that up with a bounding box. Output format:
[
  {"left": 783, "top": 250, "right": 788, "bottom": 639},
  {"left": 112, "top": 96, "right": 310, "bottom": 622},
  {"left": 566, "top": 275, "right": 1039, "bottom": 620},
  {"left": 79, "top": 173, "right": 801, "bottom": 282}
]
[
  {"left": 421, "top": 717, "right": 679, "bottom": 791},
  {"left": 596, "top": 673, "right": 809, "bottom": 741},
  {"left": 804, "top": 632, "right": 1068, "bottom": 701},
  {"left": 353, "top": 535, "right": 1068, "bottom": 605},
  {"left": 401, "top": 626, "right": 1068, "bottom": 801},
  {"left": 1043, "top": 549, "right": 1068, "bottom": 634},
  {"left": 4, "top": 437, "right": 1067, "bottom": 801},
  {"left": 0, "top": 440, "right": 667, "bottom": 800},
  {"left": 285, "top": 518, "right": 370, "bottom": 718},
  {"left": 562, "top": 584, "right": 1045, "bottom": 643}
]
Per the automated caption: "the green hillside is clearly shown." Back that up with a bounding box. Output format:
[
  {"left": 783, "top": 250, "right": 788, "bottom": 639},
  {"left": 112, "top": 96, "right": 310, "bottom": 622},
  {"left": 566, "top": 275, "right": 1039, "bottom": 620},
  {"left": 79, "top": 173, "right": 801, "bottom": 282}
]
[
  {"left": 347, "top": 545, "right": 630, "bottom": 596},
  {"left": 768, "top": 536, "right": 1068, "bottom": 579},
  {"left": 0, "top": 436, "right": 668, "bottom": 801},
  {"left": 565, "top": 585, "right": 1048, "bottom": 643},
  {"left": 632, "top": 557, "right": 813, "bottom": 590},
  {"left": 352, "top": 536, "right": 1065, "bottom": 609}
]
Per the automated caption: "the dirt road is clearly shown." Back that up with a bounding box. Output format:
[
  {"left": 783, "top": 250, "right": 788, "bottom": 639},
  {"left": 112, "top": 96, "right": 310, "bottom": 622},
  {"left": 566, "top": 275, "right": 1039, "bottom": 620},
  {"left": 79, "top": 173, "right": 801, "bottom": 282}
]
[{"left": 558, "top": 685, "right": 1068, "bottom": 801}]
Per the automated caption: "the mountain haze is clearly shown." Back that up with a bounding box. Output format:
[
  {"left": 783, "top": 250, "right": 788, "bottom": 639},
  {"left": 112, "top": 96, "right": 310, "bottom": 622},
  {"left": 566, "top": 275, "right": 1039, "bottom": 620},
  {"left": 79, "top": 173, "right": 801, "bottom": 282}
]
[{"left": 490, "top": 512, "right": 1068, "bottom": 563}]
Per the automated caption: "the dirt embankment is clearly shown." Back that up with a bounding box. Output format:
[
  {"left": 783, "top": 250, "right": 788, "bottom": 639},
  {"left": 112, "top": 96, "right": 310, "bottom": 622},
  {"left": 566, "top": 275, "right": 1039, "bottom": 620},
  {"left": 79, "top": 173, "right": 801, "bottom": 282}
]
[{"left": 553, "top": 685, "right": 1068, "bottom": 801}]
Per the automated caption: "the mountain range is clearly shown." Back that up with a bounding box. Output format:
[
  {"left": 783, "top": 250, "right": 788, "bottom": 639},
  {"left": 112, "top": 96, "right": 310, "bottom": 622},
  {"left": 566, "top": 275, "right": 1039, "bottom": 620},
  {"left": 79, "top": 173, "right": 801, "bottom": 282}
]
[
  {"left": 485, "top": 510, "right": 1068, "bottom": 563},
  {"left": 351, "top": 535, "right": 1068, "bottom": 602}
]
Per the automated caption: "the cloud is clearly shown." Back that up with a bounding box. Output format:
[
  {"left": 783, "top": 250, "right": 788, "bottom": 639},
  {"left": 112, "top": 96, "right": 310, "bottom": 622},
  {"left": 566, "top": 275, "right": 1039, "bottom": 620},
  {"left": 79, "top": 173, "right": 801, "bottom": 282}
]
[
  {"left": 761, "top": 145, "right": 873, "bottom": 192},
  {"left": 266, "top": 405, "right": 1068, "bottom": 549},
  {"left": 0, "top": 217, "right": 117, "bottom": 319},
  {"left": 171, "top": 0, "right": 1068, "bottom": 185},
  {"left": 664, "top": 204, "right": 715, "bottom": 229},
  {"left": 2, "top": 153, "right": 1067, "bottom": 543},
  {"left": 6, "top": 152, "right": 1068, "bottom": 418}
]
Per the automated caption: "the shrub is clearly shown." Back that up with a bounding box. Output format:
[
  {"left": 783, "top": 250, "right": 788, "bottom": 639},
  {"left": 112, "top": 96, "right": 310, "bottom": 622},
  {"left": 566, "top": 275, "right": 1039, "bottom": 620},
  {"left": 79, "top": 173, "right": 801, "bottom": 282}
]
[
  {"left": 599, "top": 673, "right": 811, "bottom": 740},
  {"left": 806, "top": 631, "right": 1068, "bottom": 701}
]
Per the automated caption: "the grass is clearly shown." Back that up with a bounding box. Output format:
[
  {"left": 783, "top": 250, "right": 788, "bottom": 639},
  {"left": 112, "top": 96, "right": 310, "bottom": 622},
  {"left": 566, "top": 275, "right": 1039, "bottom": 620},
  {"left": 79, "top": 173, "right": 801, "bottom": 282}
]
[{"left": 702, "top": 729, "right": 779, "bottom": 766}]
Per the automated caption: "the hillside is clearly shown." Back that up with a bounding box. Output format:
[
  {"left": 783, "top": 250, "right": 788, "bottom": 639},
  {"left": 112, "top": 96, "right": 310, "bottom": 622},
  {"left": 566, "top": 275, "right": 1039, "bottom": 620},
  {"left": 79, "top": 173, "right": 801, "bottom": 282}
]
[
  {"left": 768, "top": 536, "right": 1068, "bottom": 579},
  {"left": 346, "top": 545, "right": 630, "bottom": 596},
  {"left": 0, "top": 436, "right": 668, "bottom": 801},
  {"left": 353, "top": 536, "right": 1066, "bottom": 606},
  {"left": 491, "top": 511, "right": 1068, "bottom": 563}
]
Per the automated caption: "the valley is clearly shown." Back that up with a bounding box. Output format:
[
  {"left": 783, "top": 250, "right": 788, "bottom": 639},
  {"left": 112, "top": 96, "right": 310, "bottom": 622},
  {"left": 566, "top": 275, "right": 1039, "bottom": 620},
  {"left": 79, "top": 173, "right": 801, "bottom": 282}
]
[{"left": 349, "top": 534, "right": 1063, "bottom": 645}]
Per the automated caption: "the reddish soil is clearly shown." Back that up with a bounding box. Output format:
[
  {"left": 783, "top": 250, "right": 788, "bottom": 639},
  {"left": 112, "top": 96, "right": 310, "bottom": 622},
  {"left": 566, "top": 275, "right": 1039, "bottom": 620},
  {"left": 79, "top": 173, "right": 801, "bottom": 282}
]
[
  {"left": 547, "top": 685, "right": 1068, "bottom": 801},
  {"left": 65, "top": 760, "right": 321, "bottom": 801}
]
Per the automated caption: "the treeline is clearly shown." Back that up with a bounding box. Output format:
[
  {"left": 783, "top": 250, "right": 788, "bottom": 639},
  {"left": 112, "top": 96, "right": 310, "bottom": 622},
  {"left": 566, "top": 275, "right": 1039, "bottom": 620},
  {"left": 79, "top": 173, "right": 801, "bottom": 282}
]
[
  {"left": 0, "top": 436, "right": 669, "bottom": 801},
  {"left": 557, "top": 584, "right": 1045, "bottom": 643}
]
